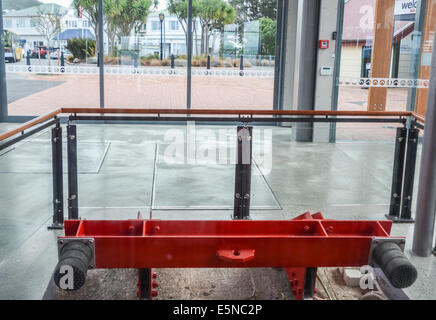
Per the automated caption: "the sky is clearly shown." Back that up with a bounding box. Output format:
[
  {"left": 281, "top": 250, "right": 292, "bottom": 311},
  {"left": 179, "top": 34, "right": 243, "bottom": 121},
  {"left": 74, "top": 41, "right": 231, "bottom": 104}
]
[{"left": 39, "top": 0, "right": 169, "bottom": 10}]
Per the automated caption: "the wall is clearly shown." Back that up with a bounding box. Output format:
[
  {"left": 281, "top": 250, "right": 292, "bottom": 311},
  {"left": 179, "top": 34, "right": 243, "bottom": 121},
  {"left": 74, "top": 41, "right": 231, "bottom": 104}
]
[
  {"left": 398, "top": 32, "right": 413, "bottom": 78},
  {"left": 339, "top": 45, "right": 363, "bottom": 78},
  {"left": 313, "top": 0, "right": 339, "bottom": 142}
]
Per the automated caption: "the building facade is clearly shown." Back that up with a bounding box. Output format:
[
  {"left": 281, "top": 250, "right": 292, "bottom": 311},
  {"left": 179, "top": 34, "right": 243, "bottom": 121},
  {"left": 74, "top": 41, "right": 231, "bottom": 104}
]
[
  {"left": 4, "top": 5, "right": 215, "bottom": 58},
  {"left": 125, "top": 11, "right": 204, "bottom": 58},
  {"left": 3, "top": 4, "right": 93, "bottom": 51},
  {"left": 340, "top": 0, "right": 417, "bottom": 79}
]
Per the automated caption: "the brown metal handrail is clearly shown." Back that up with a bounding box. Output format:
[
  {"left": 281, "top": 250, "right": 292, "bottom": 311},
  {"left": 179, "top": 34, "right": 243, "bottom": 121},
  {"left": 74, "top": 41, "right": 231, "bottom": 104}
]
[
  {"left": 0, "top": 107, "right": 422, "bottom": 143},
  {"left": 0, "top": 108, "right": 62, "bottom": 142}
]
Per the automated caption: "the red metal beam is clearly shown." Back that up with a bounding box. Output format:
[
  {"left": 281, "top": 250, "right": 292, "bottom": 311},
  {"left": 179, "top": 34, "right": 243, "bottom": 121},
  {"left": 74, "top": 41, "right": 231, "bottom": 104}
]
[{"left": 61, "top": 218, "right": 394, "bottom": 269}]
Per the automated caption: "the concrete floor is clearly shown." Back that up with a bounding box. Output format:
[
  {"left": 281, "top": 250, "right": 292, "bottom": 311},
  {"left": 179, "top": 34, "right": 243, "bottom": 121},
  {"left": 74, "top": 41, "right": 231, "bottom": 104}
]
[{"left": 0, "top": 122, "right": 434, "bottom": 300}]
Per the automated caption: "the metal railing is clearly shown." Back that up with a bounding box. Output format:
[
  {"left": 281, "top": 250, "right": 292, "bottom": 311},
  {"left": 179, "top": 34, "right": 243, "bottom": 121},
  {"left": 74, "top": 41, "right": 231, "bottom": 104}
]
[{"left": 0, "top": 108, "right": 426, "bottom": 229}]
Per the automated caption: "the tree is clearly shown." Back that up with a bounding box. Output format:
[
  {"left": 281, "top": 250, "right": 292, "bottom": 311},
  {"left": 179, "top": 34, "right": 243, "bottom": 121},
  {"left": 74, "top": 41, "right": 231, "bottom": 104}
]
[
  {"left": 105, "top": 0, "right": 122, "bottom": 56},
  {"left": 66, "top": 38, "right": 96, "bottom": 59},
  {"left": 115, "top": 0, "right": 154, "bottom": 37},
  {"left": 259, "top": 17, "right": 275, "bottom": 55},
  {"left": 73, "top": 0, "right": 120, "bottom": 54},
  {"left": 228, "top": 0, "right": 277, "bottom": 24},
  {"left": 74, "top": 0, "right": 103, "bottom": 54},
  {"left": 32, "top": 5, "right": 65, "bottom": 65},
  {"left": 33, "top": 5, "right": 64, "bottom": 48},
  {"left": 197, "top": 0, "right": 235, "bottom": 56},
  {"left": 168, "top": 0, "right": 200, "bottom": 56},
  {"left": 106, "top": 0, "right": 154, "bottom": 52},
  {"left": 73, "top": 0, "right": 155, "bottom": 55},
  {"left": 228, "top": 0, "right": 277, "bottom": 46}
]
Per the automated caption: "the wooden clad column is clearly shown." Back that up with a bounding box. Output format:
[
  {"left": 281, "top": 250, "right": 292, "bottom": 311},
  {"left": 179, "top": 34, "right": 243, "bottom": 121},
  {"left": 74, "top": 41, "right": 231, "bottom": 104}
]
[
  {"left": 415, "top": 0, "right": 436, "bottom": 117},
  {"left": 367, "top": 0, "right": 396, "bottom": 111}
]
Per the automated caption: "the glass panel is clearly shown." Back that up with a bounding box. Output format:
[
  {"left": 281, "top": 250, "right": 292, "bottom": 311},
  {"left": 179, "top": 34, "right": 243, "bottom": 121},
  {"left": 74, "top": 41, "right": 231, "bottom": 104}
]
[
  {"left": 3, "top": 3, "right": 99, "bottom": 116},
  {"left": 336, "top": 0, "right": 430, "bottom": 141},
  {"left": 103, "top": 2, "right": 186, "bottom": 109},
  {"left": 191, "top": 0, "right": 277, "bottom": 110}
]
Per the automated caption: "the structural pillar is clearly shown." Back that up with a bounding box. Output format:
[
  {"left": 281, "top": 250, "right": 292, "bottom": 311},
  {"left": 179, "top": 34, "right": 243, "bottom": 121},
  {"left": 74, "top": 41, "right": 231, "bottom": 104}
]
[
  {"left": 412, "top": 29, "right": 436, "bottom": 257},
  {"left": 367, "top": 0, "right": 395, "bottom": 111},
  {"left": 414, "top": 0, "right": 436, "bottom": 116},
  {"left": 277, "top": 0, "right": 298, "bottom": 114},
  {"left": 406, "top": 0, "right": 427, "bottom": 112},
  {"left": 294, "top": 0, "right": 320, "bottom": 142}
]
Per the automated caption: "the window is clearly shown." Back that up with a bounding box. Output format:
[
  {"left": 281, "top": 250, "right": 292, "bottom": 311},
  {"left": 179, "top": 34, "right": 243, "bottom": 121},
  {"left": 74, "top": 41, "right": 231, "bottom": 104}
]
[
  {"left": 3, "top": 19, "right": 12, "bottom": 29},
  {"left": 16, "top": 18, "right": 26, "bottom": 28},
  {"left": 168, "top": 20, "right": 179, "bottom": 31},
  {"left": 152, "top": 21, "right": 160, "bottom": 31},
  {"left": 82, "top": 20, "right": 89, "bottom": 28},
  {"left": 66, "top": 20, "right": 78, "bottom": 28}
]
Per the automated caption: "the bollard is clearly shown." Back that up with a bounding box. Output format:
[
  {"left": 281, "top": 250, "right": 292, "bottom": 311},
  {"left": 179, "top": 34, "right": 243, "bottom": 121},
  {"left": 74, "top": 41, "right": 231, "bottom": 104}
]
[
  {"left": 171, "top": 54, "right": 175, "bottom": 69},
  {"left": 60, "top": 51, "right": 64, "bottom": 67},
  {"left": 207, "top": 55, "right": 211, "bottom": 70},
  {"left": 240, "top": 55, "right": 244, "bottom": 70},
  {"left": 134, "top": 52, "right": 139, "bottom": 68},
  {"left": 26, "top": 50, "right": 31, "bottom": 66}
]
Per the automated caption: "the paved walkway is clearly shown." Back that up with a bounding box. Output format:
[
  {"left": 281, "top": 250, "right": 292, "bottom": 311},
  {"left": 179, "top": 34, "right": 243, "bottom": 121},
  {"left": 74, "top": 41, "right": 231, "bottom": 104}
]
[
  {"left": 4, "top": 72, "right": 411, "bottom": 141},
  {"left": 7, "top": 74, "right": 274, "bottom": 115}
]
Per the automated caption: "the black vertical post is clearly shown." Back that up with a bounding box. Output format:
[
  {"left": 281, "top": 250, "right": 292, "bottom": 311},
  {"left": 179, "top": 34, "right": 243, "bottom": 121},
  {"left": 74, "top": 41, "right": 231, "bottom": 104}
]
[
  {"left": 207, "top": 55, "right": 210, "bottom": 70},
  {"left": 160, "top": 20, "right": 163, "bottom": 60},
  {"left": 98, "top": 0, "right": 104, "bottom": 108},
  {"left": 233, "top": 126, "right": 252, "bottom": 220},
  {"left": 240, "top": 55, "right": 244, "bottom": 70},
  {"left": 0, "top": 0, "right": 8, "bottom": 122},
  {"left": 171, "top": 54, "right": 175, "bottom": 69},
  {"left": 187, "top": 0, "right": 193, "bottom": 110},
  {"left": 60, "top": 51, "right": 64, "bottom": 66},
  {"left": 48, "top": 121, "right": 64, "bottom": 229},
  {"left": 386, "top": 127, "right": 407, "bottom": 220},
  {"left": 273, "top": 0, "right": 286, "bottom": 111},
  {"left": 67, "top": 124, "right": 79, "bottom": 220},
  {"left": 400, "top": 128, "right": 419, "bottom": 222},
  {"left": 27, "top": 51, "right": 31, "bottom": 66},
  {"left": 303, "top": 267, "right": 318, "bottom": 299}
]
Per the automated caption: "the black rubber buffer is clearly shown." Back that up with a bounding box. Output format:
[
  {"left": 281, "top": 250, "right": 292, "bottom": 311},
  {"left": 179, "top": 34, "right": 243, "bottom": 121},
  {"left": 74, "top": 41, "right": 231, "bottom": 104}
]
[
  {"left": 372, "top": 241, "right": 417, "bottom": 289},
  {"left": 54, "top": 241, "right": 93, "bottom": 290}
]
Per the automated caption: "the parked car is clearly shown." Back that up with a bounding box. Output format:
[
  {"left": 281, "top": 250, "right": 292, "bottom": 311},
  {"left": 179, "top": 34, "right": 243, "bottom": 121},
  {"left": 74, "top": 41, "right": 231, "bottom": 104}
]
[
  {"left": 50, "top": 49, "right": 59, "bottom": 60},
  {"left": 50, "top": 48, "right": 71, "bottom": 60},
  {"left": 31, "top": 46, "right": 48, "bottom": 59}
]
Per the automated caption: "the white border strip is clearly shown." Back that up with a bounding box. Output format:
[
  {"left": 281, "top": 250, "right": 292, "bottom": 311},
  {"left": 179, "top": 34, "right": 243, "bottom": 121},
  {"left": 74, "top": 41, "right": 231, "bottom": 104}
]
[
  {"left": 5, "top": 64, "right": 274, "bottom": 78},
  {"left": 339, "top": 77, "right": 429, "bottom": 88}
]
